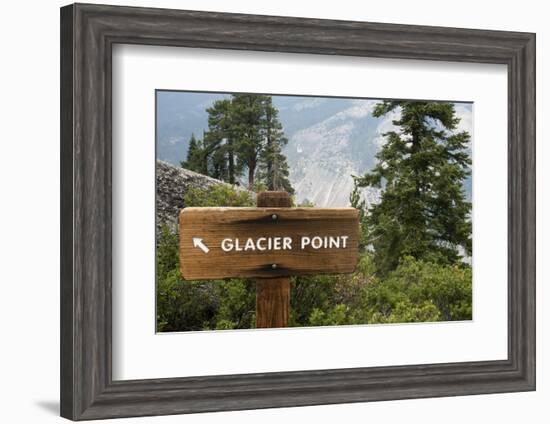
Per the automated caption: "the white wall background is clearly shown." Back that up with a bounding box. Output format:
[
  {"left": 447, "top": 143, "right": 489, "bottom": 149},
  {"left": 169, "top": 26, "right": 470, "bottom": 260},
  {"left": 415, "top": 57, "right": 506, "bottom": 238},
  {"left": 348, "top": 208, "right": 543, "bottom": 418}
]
[{"left": 0, "top": 0, "right": 545, "bottom": 423}]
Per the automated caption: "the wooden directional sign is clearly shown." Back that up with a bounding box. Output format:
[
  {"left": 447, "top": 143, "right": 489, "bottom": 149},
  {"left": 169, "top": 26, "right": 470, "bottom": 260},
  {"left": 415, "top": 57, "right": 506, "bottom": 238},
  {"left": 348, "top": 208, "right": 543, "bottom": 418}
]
[{"left": 179, "top": 207, "right": 360, "bottom": 280}]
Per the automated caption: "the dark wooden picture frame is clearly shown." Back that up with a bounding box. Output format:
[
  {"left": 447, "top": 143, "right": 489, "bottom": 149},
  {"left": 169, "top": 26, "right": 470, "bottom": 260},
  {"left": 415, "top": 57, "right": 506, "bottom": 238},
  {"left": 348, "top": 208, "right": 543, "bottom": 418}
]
[{"left": 60, "top": 3, "right": 536, "bottom": 420}]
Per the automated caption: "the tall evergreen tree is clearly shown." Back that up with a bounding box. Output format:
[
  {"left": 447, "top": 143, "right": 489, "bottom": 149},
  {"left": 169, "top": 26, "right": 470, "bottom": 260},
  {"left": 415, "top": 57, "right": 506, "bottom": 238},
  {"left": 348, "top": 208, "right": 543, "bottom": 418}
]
[
  {"left": 231, "top": 94, "right": 265, "bottom": 190},
  {"left": 203, "top": 99, "right": 240, "bottom": 183},
  {"left": 355, "top": 101, "right": 471, "bottom": 275},
  {"left": 181, "top": 133, "right": 207, "bottom": 174},
  {"left": 257, "top": 97, "right": 294, "bottom": 194}
]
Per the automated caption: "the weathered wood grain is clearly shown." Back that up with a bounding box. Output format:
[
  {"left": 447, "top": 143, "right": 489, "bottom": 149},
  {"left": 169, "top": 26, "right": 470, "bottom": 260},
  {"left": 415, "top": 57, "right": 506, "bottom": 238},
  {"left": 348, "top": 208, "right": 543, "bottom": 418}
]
[
  {"left": 256, "top": 278, "right": 291, "bottom": 328},
  {"left": 255, "top": 192, "right": 292, "bottom": 329},
  {"left": 179, "top": 207, "right": 359, "bottom": 279},
  {"left": 257, "top": 191, "right": 293, "bottom": 207}
]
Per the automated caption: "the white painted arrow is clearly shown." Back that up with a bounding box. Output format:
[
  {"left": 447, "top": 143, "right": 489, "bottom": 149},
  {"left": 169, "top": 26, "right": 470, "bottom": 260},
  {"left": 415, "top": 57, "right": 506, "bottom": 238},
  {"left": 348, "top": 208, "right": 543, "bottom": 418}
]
[{"left": 192, "top": 237, "right": 209, "bottom": 254}]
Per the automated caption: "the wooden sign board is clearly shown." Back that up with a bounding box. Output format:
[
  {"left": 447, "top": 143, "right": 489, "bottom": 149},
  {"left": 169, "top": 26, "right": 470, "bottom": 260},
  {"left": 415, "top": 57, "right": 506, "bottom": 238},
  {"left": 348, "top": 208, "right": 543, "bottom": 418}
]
[{"left": 179, "top": 207, "right": 359, "bottom": 280}]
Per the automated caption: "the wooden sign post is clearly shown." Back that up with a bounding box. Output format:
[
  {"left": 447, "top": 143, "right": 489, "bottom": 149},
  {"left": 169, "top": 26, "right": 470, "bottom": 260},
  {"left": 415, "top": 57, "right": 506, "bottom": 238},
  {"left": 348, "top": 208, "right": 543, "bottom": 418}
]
[
  {"left": 255, "top": 192, "right": 292, "bottom": 328},
  {"left": 179, "top": 191, "right": 359, "bottom": 329}
]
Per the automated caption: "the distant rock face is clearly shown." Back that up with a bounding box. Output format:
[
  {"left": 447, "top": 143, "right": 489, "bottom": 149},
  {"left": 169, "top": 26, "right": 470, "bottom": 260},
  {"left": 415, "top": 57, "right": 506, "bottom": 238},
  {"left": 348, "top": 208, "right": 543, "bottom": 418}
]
[
  {"left": 284, "top": 100, "right": 386, "bottom": 208},
  {"left": 156, "top": 160, "right": 254, "bottom": 237}
]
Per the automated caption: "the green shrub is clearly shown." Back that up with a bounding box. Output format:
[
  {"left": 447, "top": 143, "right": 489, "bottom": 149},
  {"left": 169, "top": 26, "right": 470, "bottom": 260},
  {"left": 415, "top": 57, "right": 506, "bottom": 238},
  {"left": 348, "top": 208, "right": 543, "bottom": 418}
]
[
  {"left": 183, "top": 184, "right": 255, "bottom": 207},
  {"left": 355, "top": 256, "right": 471, "bottom": 324}
]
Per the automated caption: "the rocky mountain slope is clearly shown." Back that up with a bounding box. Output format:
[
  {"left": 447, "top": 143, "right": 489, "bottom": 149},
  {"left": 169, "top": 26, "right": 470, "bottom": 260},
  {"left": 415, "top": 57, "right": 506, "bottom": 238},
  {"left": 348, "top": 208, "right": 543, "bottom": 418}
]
[{"left": 281, "top": 99, "right": 389, "bottom": 208}]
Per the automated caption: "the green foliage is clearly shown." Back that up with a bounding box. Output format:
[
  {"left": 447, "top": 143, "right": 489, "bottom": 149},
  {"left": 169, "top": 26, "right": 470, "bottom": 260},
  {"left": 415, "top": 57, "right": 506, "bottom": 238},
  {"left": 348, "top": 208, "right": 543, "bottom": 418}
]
[
  {"left": 308, "top": 304, "right": 350, "bottom": 327},
  {"left": 256, "top": 96, "right": 294, "bottom": 194},
  {"left": 297, "top": 199, "right": 315, "bottom": 208},
  {"left": 349, "top": 177, "right": 369, "bottom": 249},
  {"left": 183, "top": 184, "right": 255, "bottom": 208},
  {"left": 214, "top": 279, "right": 256, "bottom": 330},
  {"left": 156, "top": 273, "right": 210, "bottom": 332},
  {"left": 230, "top": 94, "right": 265, "bottom": 189},
  {"left": 252, "top": 180, "right": 268, "bottom": 194},
  {"left": 204, "top": 99, "right": 239, "bottom": 183},
  {"left": 156, "top": 226, "right": 218, "bottom": 331},
  {"left": 290, "top": 270, "right": 368, "bottom": 327},
  {"left": 355, "top": 101, "right": 472, "bottom": 275},
  {"left": 354, "top": 256, "right": 471, "bottom": 324},
  {"left": 156, "top": 228, "right": 255, "bottom": 332},
  {"left": 156, "top": 225, "right": 179, "bottom": 280},
  {"left": 181, "top": 133, "right": 207, "bottom": 174}
]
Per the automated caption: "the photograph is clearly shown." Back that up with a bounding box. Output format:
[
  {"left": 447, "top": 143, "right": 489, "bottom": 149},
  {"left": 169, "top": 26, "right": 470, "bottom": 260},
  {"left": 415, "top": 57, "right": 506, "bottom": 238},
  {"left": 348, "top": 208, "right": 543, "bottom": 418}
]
[{"left": 156, "top": 90, "right": 474, "bottom": 332}]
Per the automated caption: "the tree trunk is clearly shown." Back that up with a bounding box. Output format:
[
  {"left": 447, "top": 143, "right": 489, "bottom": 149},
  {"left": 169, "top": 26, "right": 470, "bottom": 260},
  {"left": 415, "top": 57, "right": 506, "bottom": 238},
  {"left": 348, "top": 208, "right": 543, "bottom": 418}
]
[
  {"left": 228, "top": 140, "right": 235, "bottom": 184},
  {"left": 248, "top": 160, "right": 256, "bottom": 190},
  {"left": 266, "top": 127, "right": 274, "bottom": 190}
]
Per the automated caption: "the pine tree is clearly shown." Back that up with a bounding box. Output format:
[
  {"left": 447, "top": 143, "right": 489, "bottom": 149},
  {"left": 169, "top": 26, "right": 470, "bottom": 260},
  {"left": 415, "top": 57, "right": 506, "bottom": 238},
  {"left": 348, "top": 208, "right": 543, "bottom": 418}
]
[
  {"left": 349, "top": 177, "right": 368, "bottom": 248},
  {"left": 257, "top": 97, "right": 294, "bottom": 194},
  {"left": 203, "top": 99, "right": 240, "bottom": 183},
  {"left": 181, "top": 133, "right": 207, "bottom": 174},
  {"left": 356, "top": 101, "right": 471, "bottom": 275},
  {"left": 230, "top": 94, "right": 265, "bottom": 190}
]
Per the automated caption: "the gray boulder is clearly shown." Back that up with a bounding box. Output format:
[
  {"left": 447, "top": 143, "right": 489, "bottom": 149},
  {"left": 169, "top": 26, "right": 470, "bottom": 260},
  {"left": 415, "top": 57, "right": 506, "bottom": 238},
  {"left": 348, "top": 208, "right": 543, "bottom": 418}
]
[{"left": 156, "top": 160, "right": 254, "bottom": 237}]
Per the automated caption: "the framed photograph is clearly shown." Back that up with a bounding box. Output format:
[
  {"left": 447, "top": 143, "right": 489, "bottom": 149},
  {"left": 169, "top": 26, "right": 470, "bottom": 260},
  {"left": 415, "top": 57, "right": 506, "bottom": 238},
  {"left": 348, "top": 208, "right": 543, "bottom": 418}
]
[{"left": 60, "top": 3, "right": 535, "bottom": 420}]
